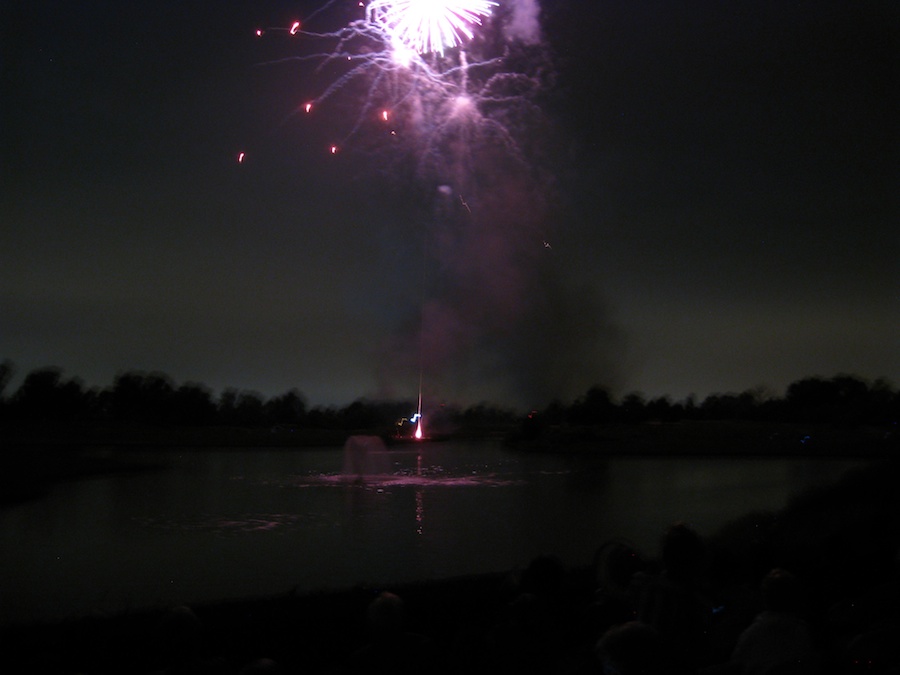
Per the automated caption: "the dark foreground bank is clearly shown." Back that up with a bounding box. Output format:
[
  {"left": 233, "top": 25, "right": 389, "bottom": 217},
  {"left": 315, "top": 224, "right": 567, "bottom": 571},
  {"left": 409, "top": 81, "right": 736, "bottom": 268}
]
[{"left": 3, "top": 457, "right": 898, "bottom": 674}]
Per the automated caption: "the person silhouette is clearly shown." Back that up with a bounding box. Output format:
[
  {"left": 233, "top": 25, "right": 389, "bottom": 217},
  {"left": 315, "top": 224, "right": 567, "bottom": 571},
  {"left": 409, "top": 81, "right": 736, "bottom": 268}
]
[
  {"left": 637, "top": 522, "right": 714, "bottom": 671},
  {"left": 730, "top": 568, "right": 819, "bottom": 675},
  {"left": 341, "top": 592, "right": 436, "bottom": 675}
]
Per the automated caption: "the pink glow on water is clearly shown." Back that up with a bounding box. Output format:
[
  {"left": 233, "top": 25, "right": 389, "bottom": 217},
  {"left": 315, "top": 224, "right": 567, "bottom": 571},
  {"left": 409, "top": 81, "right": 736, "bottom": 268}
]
[
  {"left": 292, "top": 473, "right": 524, "bottom": 489},
  {"left": 135, "top": 513, "right": 305, "bottom": 535},
  {"left": 415, "top": 488, "right": 424, "bottom": 535}
]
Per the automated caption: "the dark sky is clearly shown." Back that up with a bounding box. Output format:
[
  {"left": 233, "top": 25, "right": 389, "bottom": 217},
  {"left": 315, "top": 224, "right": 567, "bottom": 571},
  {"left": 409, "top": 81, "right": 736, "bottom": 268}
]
[{"left": 2, "top": 0, "right": 897, "bottom": 409}]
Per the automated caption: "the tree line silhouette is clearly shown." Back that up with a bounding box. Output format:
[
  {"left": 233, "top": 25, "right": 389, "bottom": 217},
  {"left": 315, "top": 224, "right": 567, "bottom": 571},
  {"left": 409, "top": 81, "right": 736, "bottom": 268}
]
[
  {"left": 0, "top": 359, "right": 897, "bottom": 431},
  {"left": 548, "top": 375, "right": 898, "bottom": 427}
]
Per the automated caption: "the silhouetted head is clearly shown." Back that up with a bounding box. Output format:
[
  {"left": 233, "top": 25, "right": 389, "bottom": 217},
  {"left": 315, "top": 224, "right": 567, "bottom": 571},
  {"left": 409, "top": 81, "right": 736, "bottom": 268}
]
[
  {"left": 661, "top": 522, "right": 705, "bottom": 584},
  {"left": 594, "top": 539, "right": 644, "bottom": 592},
  {"left": 520, "top": 554, "right": 565, "bottom": 598},
  {"left": 761, "top": 568, "right": 802, "bottom": 614},
  {"left": 239, "top": 657, "right": 283, "bottom": 674},
  {"left": 842, "top": 624, "right": 900, "bottom": 674},
  {"left": 597, "top": 621, "right": 668, "bottom": 675},
  {"left": 155, "top": 604, "right": 203, "bottom": 665},
  {"left": 367, "top": 591, "right": 406, "bottom": 637}
]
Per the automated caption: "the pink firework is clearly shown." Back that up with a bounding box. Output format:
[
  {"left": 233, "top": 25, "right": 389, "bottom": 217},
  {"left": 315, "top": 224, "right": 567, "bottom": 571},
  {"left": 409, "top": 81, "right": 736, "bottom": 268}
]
[{"left": 366, "top": 0, "right": 498, "bottom": 56}]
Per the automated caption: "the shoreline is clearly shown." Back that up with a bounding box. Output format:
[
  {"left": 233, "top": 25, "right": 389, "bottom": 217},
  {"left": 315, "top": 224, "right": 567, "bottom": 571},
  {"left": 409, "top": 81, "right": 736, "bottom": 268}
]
[{"left": 4, "top": 418, "right": 897, "bottom": 451}]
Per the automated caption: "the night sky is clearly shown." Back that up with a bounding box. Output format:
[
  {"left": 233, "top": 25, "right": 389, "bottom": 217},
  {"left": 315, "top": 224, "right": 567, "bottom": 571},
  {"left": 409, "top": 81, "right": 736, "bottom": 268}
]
[{"left": 2, "top": 0, "right": 897, "bottom": 409}]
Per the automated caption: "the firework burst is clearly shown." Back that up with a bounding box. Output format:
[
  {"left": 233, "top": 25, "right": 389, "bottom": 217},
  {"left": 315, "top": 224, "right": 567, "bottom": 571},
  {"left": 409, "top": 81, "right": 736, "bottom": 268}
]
[
  {"left": 252, "top": 0, "right": 546, "bottom": 188},
  {"left": 248, "top": 1, "right": 556, "bottom": 409},
  {"left": 366, "top": 0, "right": 498, "bottom": 56}
]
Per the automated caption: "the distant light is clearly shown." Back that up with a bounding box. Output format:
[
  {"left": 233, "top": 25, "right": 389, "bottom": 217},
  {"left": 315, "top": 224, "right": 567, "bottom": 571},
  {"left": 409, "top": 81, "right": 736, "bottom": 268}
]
[
  {"left": 237, "top": 152, "right": 245, "bottom": 163},
  {"left": 255, "top": 28, "right": 264, "bottom": 37},
  {"left": 289, "top": 21, "right": 301, "bottom": 35},
  {"left": 330, "top": 145, "right": 339, "bottom": 154},
  {"left": 305, "top": 102, "right": 313, "bottom": 113}
]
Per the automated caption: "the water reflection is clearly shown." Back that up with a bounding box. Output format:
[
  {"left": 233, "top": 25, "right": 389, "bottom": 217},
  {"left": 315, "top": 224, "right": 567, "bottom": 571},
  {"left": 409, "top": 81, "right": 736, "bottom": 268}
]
[
  {"left": 0, "top": 443, "right": 866, "bottom": 625},
  {"left": 134, "top": 512, "right": 313, "bottom": 536}
]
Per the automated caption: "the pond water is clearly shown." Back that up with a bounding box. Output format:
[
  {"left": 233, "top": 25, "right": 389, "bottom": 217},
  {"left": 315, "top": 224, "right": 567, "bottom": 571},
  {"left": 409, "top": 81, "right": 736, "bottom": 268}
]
[{"left": 0, "top": 440, "right": 865, "bottom": 624}]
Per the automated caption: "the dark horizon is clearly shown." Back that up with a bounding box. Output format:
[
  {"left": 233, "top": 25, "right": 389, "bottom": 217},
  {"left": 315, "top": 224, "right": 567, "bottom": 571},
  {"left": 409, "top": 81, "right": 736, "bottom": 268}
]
[{"left": 2, "top": 359, "right": 897, "bottom": 427}]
